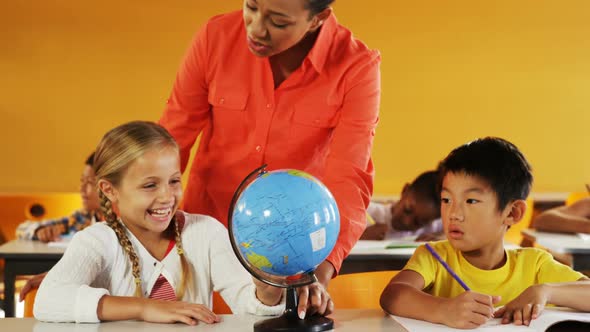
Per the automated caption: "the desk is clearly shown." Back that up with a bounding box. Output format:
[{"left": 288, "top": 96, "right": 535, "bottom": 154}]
[
  {"left": 0, "top": 240, "right": 65, "bottom": 317},
  {"left": 0, "top": 309, "right": 404, "bottom": 331},
  {"left": 0, "top": 239, "right": 408, "bottom": 317},
  {"left": 340, "top": 240, "right": 415, "bottom": 274},
  {"left": 521, "top": 229, "right": 590, "bottom": 270}
]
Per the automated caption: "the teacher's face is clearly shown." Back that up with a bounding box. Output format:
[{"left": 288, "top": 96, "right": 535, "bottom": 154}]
[{"left": 243, "top": 0, "right": 322, "bottom": 57}]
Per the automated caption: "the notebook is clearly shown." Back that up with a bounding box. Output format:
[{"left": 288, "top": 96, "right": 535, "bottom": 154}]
[{"left": 391, "top": 307, "right": 590, "bottom": 331}]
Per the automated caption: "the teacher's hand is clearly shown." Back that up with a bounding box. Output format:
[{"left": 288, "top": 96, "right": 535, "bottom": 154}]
[{"left": 296, "top": 261, "right": 335, "bottom": 319}]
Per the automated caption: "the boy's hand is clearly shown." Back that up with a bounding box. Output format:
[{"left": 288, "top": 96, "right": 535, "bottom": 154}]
[
  {"left": 35, "top": 225, "right": 63, "bottom": 242},
  {"left": 140, "top": 299, "right": 221, "bottom": 325},
  {"left": 494, "top": 284, "right": 548, "bottom": 326},
  {"left": 441, "top": 292, "right": 501, "bottom": 329}
]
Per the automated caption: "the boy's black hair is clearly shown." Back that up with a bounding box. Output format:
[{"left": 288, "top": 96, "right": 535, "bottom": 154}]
[
  {"left": 85, "top": 152, "right": 95, "bottom": 166},
  {"left": 409, "top": 170, "right": 441, "bottom": 208},
  {"left": 439, "top": 137, "right": 533, "bottom": 211}
]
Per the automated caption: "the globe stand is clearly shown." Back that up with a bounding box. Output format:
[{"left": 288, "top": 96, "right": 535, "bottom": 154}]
[{"left": 254, "top": 287, "right": 334, "bottom": 332}]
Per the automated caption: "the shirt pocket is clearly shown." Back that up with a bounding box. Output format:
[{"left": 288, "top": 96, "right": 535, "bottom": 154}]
[
  {"left": 291, "top": 102, "right": 340, "bottom": 128},
  {"left": 207, "top": 90, "right": 250, "bottom": 147},
  {"left": 289, "top": 102, "right": 341, "bottom": 158}
]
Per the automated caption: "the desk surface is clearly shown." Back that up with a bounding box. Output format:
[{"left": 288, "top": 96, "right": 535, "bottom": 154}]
[
  {"left": 0, "top": 240, "right": 65, "bottom": 258},
  {"left": 521, "top": 229, "right": 590, "bottom": 254},
  {"left": 0, "top": 309, "right": 404, "bottom": 332}
]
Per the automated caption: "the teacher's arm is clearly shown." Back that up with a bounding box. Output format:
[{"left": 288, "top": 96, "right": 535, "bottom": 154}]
[
  {"left": 320, "top": 50, "right": 381, "bottom": 277},
  {"left": 159, "top": 23, "right": 212, "bottom": 171}
]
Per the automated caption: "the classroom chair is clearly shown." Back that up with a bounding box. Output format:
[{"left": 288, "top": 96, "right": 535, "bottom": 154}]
[
  {"left": 23, "top": 288, "right": 37, "bottom": 317},
  {"left": 504, "top": 197, "right": 534, "bottom": 246},
  {"left": 565, "top": 192, "right": 590, "bottom": 206},
  {"left": 212, "top": 291, "right": 232, "bottom": 314},
  {"left": 328, "top": 271, "right": 397, "bottom": 309}
]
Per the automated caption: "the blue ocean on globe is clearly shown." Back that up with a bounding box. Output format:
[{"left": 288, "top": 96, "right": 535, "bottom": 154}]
[{"left": 231, "top": 169, "right": 340, "bottom": 277}]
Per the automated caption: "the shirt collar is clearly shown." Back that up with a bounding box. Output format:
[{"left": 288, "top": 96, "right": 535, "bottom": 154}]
[{"left": 306, "top": 13, "right": 337, "bottom": 74}]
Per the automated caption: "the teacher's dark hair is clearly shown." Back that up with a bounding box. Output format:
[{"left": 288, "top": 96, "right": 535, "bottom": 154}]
[{"left": 306, "top": 0, "right": 335, "bottom": 15}]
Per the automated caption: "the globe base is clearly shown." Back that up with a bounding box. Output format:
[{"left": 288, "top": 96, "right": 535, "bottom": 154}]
[{"left": 253, "top": 314, "right": 334, "bottom": 332}]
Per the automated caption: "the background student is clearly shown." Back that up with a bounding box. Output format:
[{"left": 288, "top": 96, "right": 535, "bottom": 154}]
[
  {"left": 16, "top": 153, "right": 102, "bottom": 302},
  {"left": 533, "top": 197, "right": 590, "bottom": 234},
  {"left": 15, "top": 153, "right": 101, "bottom": 242},
  {"left": 380, "top": 137, "right": 590, "bottom": 329},
  {"left": 361, "top": 169, "right": 442, "bottom": 241}
]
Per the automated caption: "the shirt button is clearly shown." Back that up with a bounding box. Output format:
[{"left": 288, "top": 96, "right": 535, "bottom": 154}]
[
  {"left": 314, "top": 119, "right": 320, "bottom": 124},
  {"left": 153, "top": 262, "right": 157, "bottom": 266},
  {"left": 266, "top": 103, "right": 272, "bottom": 109},
  {"left": 220, "top": 98, "right": 225, "bottom": 105},
  {"left": 255, "top": 145, "right": 262, "bottom": 152}
]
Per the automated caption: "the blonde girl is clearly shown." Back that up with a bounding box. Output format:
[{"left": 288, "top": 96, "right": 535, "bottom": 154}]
[{"left": 34, "top": 121, "right": 283, "bottom": 324}]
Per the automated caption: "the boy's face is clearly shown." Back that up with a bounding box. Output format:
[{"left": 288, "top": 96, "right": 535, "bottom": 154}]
[
  {"left": 440, "top": 172, "right": 511, "bottom": 252},
  {"left": 391, "top": 187, "right": 439, "bottom": 231}
]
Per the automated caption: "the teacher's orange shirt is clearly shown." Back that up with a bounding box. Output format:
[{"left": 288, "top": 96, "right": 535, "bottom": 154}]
[{"left": 160, "top": 10, "right": 380, "bottom": 273}]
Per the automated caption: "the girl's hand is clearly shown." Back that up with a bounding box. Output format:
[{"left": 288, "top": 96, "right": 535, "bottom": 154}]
[
  {"left": 441, "top": 291, "right": 501, "bottom": 329},
  {"left": 494, "top": 284, "right": 548, "bottom": 326},
  {"left": 253, "top": 277, "right": 283, "bottom": 306},
  {"left": 140, "top": 299, "right": 221, "bottom": 325}
]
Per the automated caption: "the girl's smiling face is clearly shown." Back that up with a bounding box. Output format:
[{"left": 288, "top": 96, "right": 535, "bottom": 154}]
[{"left": 108, "top": 146, "right": 183, "bottom": 238}]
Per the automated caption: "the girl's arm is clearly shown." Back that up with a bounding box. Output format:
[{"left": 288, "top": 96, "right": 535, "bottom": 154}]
[
  {"left": 35, "top": 225, "right": 222, "bottom": 325},
  {"left": 34, "top": 229, "right": 110, "bottom": 322},
  {"left": 206, "top": 219, "right": 284, "bottom": 316},
  {"left": 97, "top": 296, "right": 220, "bottom": 325}
]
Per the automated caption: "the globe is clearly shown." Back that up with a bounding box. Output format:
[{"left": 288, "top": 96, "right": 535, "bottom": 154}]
[{"left": 228, "top": 165, "right": 340, "bottom": 332}]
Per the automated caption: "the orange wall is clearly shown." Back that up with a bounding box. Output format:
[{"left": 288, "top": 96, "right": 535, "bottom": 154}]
[{"left": 1, "top": 1, "right": 589, "bottom": 195}]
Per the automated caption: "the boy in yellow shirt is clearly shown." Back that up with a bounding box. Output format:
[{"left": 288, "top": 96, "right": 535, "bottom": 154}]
[{"left": 380, "top": 137, "right": 590, "bottom": 329}]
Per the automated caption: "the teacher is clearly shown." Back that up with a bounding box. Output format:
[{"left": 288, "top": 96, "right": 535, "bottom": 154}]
[{"left": 160, "top": 0, "right": 380, "bottom": 316}]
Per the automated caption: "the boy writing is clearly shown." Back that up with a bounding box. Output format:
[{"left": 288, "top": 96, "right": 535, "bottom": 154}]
[{"left": 380, "top": 137, "right": 590, "bottom": 329}]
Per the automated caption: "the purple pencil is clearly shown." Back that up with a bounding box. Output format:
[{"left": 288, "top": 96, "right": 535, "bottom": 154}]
[{"left": 425, "top": 243, "right": 471, "bottom": 291}]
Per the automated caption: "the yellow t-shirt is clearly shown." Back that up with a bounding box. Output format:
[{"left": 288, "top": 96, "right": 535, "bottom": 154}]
[{"left": 404, "top": 240, "right": 585, "bottom": 306}]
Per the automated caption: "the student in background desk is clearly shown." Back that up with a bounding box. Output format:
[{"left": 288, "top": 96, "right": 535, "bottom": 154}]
[
  {"left": 16, "top": 153, "right": 103, "bottom": 302},
  {"left": 34, "top": 121, "right": 313, "bottom": 324},
  {"left": 380, "top": 137, "right": 590, "bottom": 329},
  {"left": 15, "top": 152, "right": 102, "bottom": 242},
  {"left": 532, "top": 197, "right": 590, "bottom": 234},
  {"left": 361, "top": 170, "right": 443, "bottom": 241}
]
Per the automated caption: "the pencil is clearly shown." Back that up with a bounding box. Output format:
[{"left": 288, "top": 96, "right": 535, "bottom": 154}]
[{"left": 424, "top": 243, "right": 471, "bottom": 291}]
